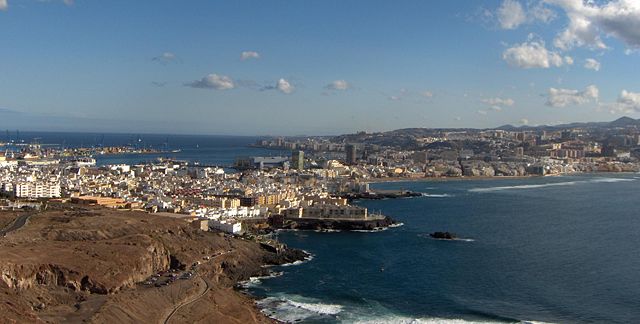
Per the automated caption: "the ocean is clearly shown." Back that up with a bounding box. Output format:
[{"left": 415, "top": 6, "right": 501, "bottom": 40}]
[
  {"left": 247, "top": 174, "right": 640, "bottom": 324},
  {"left": 6, "top": 132, "right": 640, "bottom": 323},
  {"left": 1, "top": 131, "right": 285, "bottom": 166}
]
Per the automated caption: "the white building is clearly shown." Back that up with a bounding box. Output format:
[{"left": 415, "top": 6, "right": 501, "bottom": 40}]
[
  {"left": 13, "top": 182, "right": 61, "bottom": 198},
  {"left": 209, "top": 219, "right": 242, "bottom": 234},
  {"left": 204, "top": 206, "right": 268, "bottom": 219}
]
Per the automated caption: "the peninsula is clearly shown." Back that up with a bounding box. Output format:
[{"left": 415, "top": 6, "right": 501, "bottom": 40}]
[{"left": 0, "top": 204, "right": 306, "bottom": 323}]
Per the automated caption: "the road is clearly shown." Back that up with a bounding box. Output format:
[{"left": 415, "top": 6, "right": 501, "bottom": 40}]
[
  {"left": 161, "top": 250, "right": 233, "bottom": 324},
  {"left": 0, "top": 211, "right": 37, "bottom": 237},
  {"left": 163, "top": 276, "right": 211, "bottom": 324}
]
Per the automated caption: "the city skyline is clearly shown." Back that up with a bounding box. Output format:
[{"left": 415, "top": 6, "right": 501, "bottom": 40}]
[{"left": 1, "top": 0, "right": 640, "bottom": 135}]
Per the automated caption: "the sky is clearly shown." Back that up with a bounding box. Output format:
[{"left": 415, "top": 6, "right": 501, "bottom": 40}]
[{"left": 1, "top": 0, "right": 640, "bottom": 135}]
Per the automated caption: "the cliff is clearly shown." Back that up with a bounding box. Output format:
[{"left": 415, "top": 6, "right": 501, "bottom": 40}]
[{"left": 0, "top": 204, "right": 306, "bottom": 323}]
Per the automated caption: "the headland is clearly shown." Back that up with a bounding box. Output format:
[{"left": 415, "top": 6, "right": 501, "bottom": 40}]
[{"left": 0, "top": 204, "right": 307, "bottom": 323}]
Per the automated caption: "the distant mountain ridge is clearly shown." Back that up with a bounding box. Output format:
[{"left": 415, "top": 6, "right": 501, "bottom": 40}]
[
  {"left": 495, "top": 116, "right": 640, "bottom": 131},
  {"left": 331, "top": 117, "right": 640, "bottom": 147}
]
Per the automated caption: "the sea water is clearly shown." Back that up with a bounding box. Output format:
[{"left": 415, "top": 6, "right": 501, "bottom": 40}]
[
  {"left": 3, "top": 131, "right": 284, "bottom": 166},
  {"left": 248, "top": 174, "right": 640, "bottom": 323}
]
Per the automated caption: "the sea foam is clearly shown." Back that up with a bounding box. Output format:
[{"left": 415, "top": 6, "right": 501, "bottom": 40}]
[
  {"left": 279, "top": 252, "right": 314, "bottom": 267},
  {"left": 256, "top": 294, "right": 555, "bottom": 324},
  {"left": 238, "top": 271, "right": 283, "bottom": 288},
  {"left": 351, "top": 316, "right": 516, "bottom": 324},
  {"left": 421, "top": 193, "right": 454, "bottom": 198},
  {"left": 469, "top": 177, "right": 634, "bottom": 193},
  {"left": 257, "top": 295, "right": 343, "bottom": 322}
]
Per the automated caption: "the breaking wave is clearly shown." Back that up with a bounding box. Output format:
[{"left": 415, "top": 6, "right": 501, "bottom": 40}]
[
  {"left": 469, "top": 177, "right": 634, "bottom": 193},
  {"left": 279, "top": 253, "right": 314, "bottom": 267},
  {"left": 257, "top": 295, "right": 343, "bottom": 322},
  {"left": 421, "top": 193, "right": 454, "bottom": 198},
  {"left": 352, "top": 222, "right": 404, "bottom": 233},
  {"left": 238, "top": 271, "right": 283, "bottom": 289},
  {"left": 349, "top": 316, "right": 541, "bottom": 324},
  {"left": 256, "top": 293, "right": 553, "bottom": 324},
  {"left": 589, "top": 177, "right": 635, "bottom": 183},
  {"left": 352, "top": 227, "right": 388, "bottom": 233}
]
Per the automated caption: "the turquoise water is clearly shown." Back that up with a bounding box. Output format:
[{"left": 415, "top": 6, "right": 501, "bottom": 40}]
[{"left": 248, "top": 174, "right": 640, "bottom": 323}]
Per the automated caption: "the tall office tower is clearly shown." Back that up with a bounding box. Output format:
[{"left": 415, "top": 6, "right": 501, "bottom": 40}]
[
  {"left": 345, "top": 144, "right": 357, "bottom": 165},
  {"left": 292, "top": 150, "right": 304, "bottom": 171}
]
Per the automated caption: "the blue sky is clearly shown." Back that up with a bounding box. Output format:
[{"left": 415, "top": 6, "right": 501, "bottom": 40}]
[{"left": 1, "top": 0, "right": 640, "bottom": 135}]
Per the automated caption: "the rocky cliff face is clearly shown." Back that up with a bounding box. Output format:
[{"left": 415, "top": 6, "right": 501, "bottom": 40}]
[
  {"left": 0, "top": 205, "right": 308, "bottom": 323},
  {"left": 1, "top": 236, "right": 172, "bottom": 293},
  {"left": 1, "top": 235, "right": 173, "bottom": 295}
]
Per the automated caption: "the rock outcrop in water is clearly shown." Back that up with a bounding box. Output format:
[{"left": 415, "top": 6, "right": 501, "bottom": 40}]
[
  {"left": 429, "top": 231, "right": 456, "bottom": 240},
  {"left": 278, "top": 216, "right": 397, "bottom": 231},
  {"left": 340, "top": 190, "right": 422, "bottom": 201}
]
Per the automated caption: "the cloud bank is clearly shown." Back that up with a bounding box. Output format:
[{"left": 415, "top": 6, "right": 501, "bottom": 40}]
[
  {"left": 502, "top": 39, "right": 572, "bottom": 68},
  {"left": 546, "top": 85, "right": 599, "bottom": 107},
  {"left": 545, "top": 0, "right": 640, "bottom": 50}
]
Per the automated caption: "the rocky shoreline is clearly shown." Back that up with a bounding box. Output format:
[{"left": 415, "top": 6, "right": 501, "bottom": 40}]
[
  {"left": 339, "top": 190, "right": 422, "bottom": 201},
  {"left": 276, "top": 216, "right": 398, "bottom": 232}
]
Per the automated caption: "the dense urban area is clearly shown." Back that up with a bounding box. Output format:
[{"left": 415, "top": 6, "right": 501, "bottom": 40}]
[{"left": 2, "top": 117, "right": 640, "bottom": 234}]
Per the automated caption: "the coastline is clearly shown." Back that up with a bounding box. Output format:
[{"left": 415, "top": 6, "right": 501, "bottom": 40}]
[
  {"left": 364, "top": 171, "right": 638, "bottom": 184},
  {"left": 238, "top": 251, "right": 316, "bottom": 323},
  {"left": 365, "top": 175, "right": 540, "bottom": 184}
]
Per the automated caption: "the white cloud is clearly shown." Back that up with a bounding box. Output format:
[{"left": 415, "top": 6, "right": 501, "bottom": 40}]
[
  {"left": 186, "top": 74, "right": 235, "bottom": 90},
  {"left": 482, "top": 97, "right": 515, "bottom": 112},
  {"left": 497, "top": 0, "right": 527, "bottom": 29},
  {"left": 161, "top": 52, "right": 175, "bottom": 60},
  {"left": 276, "top": 78, "right": 294, "bottom": 94},
  {"left": 546, "top": 0, "right": 640, "bottom": 51},
  {"left": 584, "top": 58, "right": 601, "bottom": 71},
  {"left": 546, "top": 85, "right": 599, "bottom": 107},
  {"left": 63, "top": 0, "right": 74, "bottom": 6},
  {"left": 502, "top": 39, "right": 567, "bottom": 68},
  {"left": 495, "top": 0, "right": 556, "bottom": 29},
  {"left": 530, "top": 2, "right": 556, "bottom": 23},
  {"left": 152, "top": 52, "right": 177, "bottom": 64},
  {"left": 482, "top": 97, "right": 515, "bottom": 107},
  {"left": 0, "top": 0, "right": 7, "bottom": 11},
  {"left": 260, "top": 78, "right": 295, "bottom": 94},
  {"left": 618, "top": 90, "right": 640, "bottom": 110},
  {"left": 325, "top": 80, "right": 350, "bottom": 91},
  {"left": 240, "top": 51, "right": 260, "bottom": 61},
  {"left": 605, "top": 90, "right": 640, "bottom": 113},
  {"left": 519, "top": 118, "right": 530, "bottom": 125},
  {"left": 477, "top": 110, "right": 488, "bottom": 115}
]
